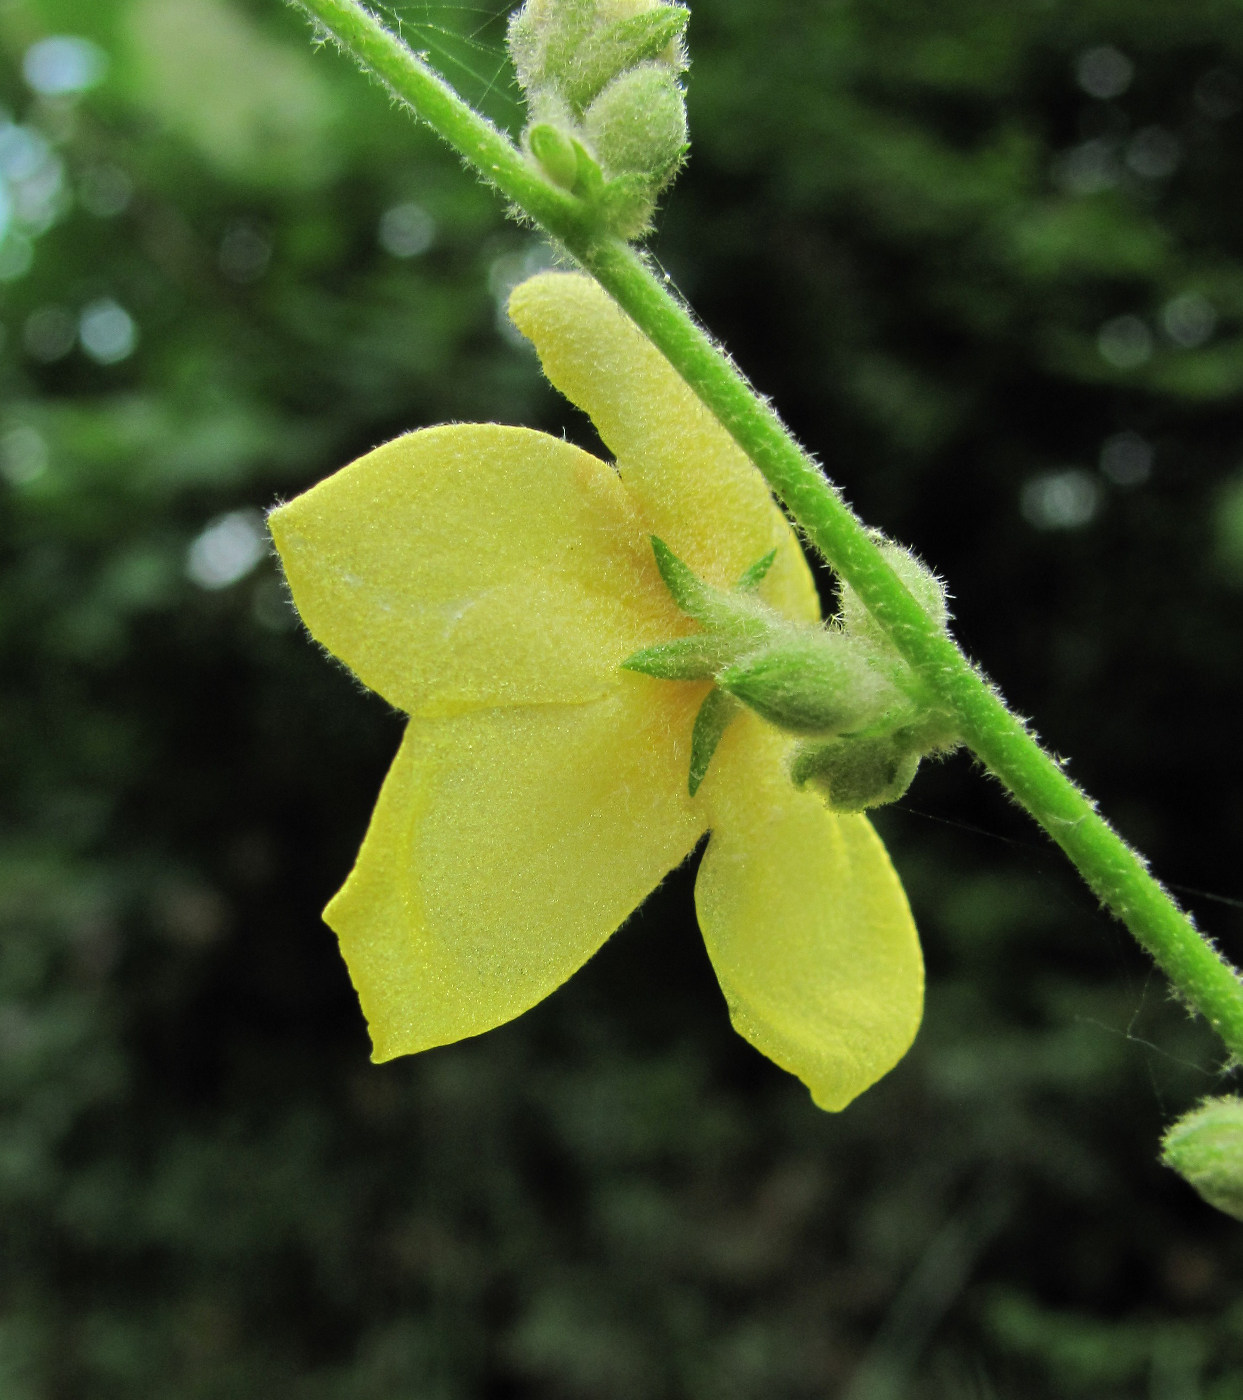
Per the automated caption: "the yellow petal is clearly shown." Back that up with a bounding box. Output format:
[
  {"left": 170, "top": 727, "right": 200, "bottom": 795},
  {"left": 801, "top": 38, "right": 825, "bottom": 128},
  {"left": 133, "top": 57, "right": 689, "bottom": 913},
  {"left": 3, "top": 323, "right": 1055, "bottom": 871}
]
[
  {"left": 325, "top": 677, "right": 708, "bottom": 1059},
  {"left": 694, "top": 713, "right": 923, "bottom": 1111},
  {"left": 508, "top": 272, "right": 820, "bottom": 625},
  {"left": 270, "top": 423, "right": 679, "bottom": 717}
]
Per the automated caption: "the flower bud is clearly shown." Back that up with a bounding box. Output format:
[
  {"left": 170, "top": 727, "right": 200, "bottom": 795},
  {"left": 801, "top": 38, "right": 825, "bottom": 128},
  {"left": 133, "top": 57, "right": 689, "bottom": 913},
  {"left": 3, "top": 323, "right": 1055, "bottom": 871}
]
[
  {"left": 528, "top": 122, "right": 581, "bottom": 188},
  {"left": 839, "top": 541, "right": 950, "bottom": 647},
  {"left": 1161, "top": 1097, "right": 1243, "bottom": 1220},
  {"left": 509, "top": 0, "right": 688, "bottom": 111},
  {"left": 584, "top": 62, "right": 687, "bottom": 180},
  {"left": 790, "top": 732, "right": 923, "bottom": 813},
  {"left": 718, "top": 632, "right": 907, "bottom": 736},
  {"left": 507, "top": 0, "right": 595, "bottom": 98}
]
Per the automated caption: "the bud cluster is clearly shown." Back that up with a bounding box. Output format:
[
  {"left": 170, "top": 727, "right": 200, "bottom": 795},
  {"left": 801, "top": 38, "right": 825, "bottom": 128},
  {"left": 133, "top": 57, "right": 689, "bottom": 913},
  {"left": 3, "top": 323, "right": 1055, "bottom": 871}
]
[
  {"left": 623, "top": 536, "right": 958, "bottom": 808},
  {"left": 506, "top": 0, "right": 690, "bottom": 238}
]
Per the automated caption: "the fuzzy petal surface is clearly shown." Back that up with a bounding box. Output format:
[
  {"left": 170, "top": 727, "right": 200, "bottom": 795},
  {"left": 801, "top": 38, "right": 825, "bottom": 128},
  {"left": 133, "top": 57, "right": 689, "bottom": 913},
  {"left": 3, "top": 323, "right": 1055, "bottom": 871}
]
[
  {"left": 695, "top": 712, "right": 923, "bottom": 1110},
  {"left": 326, "top": 677, "right": 708, "bottom": 1059},
  {"left": 270, "top": 423, "right": 681, "bottom": 717},
  {"left": 508, "top": 272, "right": 820, "bottom": 624}
]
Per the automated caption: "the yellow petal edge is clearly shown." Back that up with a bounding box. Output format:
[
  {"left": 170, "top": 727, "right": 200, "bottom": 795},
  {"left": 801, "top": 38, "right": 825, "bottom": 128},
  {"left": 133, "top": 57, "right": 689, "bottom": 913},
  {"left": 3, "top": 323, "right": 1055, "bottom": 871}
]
[
  {"left": 696, "top": 714, "right": 924, "bottom": 1110},
  {"left": 508, "top": 272, "right": 821, "bottom": 625},
  {"left": 269, "top": 423, "right": 677, "bottom": 718},
  {"left": 327, "top": 682, "right": 707, "bottom": 1060}
]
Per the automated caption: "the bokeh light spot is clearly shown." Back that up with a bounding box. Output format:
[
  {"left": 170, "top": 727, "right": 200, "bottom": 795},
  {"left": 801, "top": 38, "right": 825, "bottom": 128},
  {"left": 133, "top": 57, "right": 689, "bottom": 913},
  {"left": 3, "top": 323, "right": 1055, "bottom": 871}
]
[
  {"left": 1075, "top": 46, "right": 1134, "bottom": 101},
  {"left": 0, "top": 122, "right": 66, "bottom": 236},
  {"left": 1126, "top": 126, "right": 1181, "bottom": 180},
  {"left": 1055, "top": 139, "right": 1119, "bottom": 195},
  {"left": 1161, "top": 293, "right": 1216, "bottom": 348},
  {"left": 0, "top": 123, "right": 52, "bottom": 182},
  {"left": 78, "top": 163, "right": 133, "bottom": 218},
  {"left": 1097, "top": 315, "right": 1153, "bottom": 370},
  {"left": 251, "top": 576, "right": 299, "bottom": 632},
  {"left": 186, "top": 509, "right": 267, "bottom": 590},
  {"left": 219, "top": 221, "right": 272, "bottom": 283},
  {"left": 0, "top": 425, "right": 48, "bottom": 485},
  {"left": 1099, "top": 431, "right": 1153, "bottom": 487},
  {"left": 80, "top": 298, "right": 138, "bottom": 365},
  {"left": 1021, "top": 470, "right": 1101, "bottom": 530},
  {"left": 0, "top": 234, "right": 34, "bottom": 282},
  {"left": 1194, "top": 67, "right": 1242, "bottom": 122},
  {"left": 378, "top": 201, "right": 436, "bottom": 258},
  {"left": 23, "top": 305, "right": 75, "bottom": 362},
  {"left": 23, "top": 36, "right": 108, "bottom": 97}
]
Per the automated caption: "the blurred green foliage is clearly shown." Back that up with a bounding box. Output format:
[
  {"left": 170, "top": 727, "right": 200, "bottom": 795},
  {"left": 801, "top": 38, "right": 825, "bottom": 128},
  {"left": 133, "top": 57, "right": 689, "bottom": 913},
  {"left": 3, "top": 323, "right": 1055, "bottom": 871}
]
[{"left": 2, "top": 0, "right": 1243, "bottom": 1394}]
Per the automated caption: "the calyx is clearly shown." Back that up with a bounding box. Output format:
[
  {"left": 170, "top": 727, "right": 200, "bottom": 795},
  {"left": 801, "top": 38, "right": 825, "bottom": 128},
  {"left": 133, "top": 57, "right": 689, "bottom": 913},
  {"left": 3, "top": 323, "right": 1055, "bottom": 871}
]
[{"left": 623, "top": 537, "right": 958, "bottom": 806}]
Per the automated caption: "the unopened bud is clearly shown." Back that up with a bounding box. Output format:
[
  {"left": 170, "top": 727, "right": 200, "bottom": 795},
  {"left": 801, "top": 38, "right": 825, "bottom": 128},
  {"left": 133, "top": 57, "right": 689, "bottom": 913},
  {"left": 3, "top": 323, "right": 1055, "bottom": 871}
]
[
  {"left": 1162, "top": 1097, "right": 1243, "bottom": 1220},
  {"left": 528, "top": 122, "right": 581, "bottom": 188},
  {"left": 718, "top": 632, "right": 906, "bottom": 736},
  {"left": 791, "top": 732, "right": 922, "bottom": 812},
  {"left": 507, "top": 0, "right": 690, "bottom": 237},
  {"left": 840, "top": 542, "right": 950, "bottom": 647},
  {"left": 562, "top": 4, "right": 688, "bottom": 111},
  {"left": 510, "top": 0, "right": 687, "bottom": 109},
  {"left": 584, "top": 62, "right": 687, "bottom": 180}
]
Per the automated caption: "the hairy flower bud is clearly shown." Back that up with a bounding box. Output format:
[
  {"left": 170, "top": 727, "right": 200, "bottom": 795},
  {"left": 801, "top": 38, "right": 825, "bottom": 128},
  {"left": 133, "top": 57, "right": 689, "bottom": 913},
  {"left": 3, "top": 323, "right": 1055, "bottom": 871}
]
[
  {"left": 1162, "top": 1097, "right": 1243, "bottom": 1220},
  {"left": 839, "top": 541, "right": 950, "bottom": 647},
  {"left": 718, "top": 632, "right": 907, "bottom": 736},
  {"left": 790, "top": 732, "right": 924, "bottom": 813},
  {"left": 584, "top": 62, "right": 687, "bottom": 180}
]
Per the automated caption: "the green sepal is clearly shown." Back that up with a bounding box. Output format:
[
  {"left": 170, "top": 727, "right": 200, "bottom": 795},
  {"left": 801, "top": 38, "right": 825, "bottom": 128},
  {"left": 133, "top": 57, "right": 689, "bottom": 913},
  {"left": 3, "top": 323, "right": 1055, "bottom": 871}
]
[
  {"left": 689, "top": 687, "right": 739, "bottom": 796},
  {"left": 528, "top": 122, "right": 581, "bottom": 188},
  {"left": 649, "top": 536, "right": 723, "bottom": 624},
  {"left": 562, "top": 4, "right": 690, "bottom": 111},
  {"left": 1162, "top": 1097, "right": 1243, "bottom": 1220},
  {"left": 621, "top": 635, "right": 719, "bottom": 680},
  {"left": 735, "top": 548, "right": 776, "bottom": 593}
]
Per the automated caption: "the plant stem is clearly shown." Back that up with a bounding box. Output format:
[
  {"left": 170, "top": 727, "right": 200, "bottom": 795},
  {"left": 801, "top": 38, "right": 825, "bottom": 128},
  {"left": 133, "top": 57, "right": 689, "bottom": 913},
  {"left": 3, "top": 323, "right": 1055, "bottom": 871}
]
[
  {"left": 287, "top": 0, "right": 1243, "bottom": 1060},
  {"left": 581, "top": 241, "right": 1243, "bottom": 1060},
  {"left": 287, "top": 0, "right": 589, "bottom": 243}
]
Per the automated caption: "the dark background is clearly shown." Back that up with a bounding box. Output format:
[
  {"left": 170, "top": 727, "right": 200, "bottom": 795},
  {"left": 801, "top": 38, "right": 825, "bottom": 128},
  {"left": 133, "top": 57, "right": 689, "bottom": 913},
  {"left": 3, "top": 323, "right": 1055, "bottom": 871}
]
[{"left": 3, "top": 0, "right": 1243, "bottom": 1394}]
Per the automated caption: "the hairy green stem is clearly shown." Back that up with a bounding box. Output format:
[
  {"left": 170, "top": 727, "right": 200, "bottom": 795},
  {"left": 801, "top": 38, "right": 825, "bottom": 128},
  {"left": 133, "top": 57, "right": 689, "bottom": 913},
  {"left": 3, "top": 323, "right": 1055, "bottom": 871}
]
[
  {"left": 287, "top": 0, "right": 1243, "bottom": 1060},
  {"left": 288, "top": 0, "right": 590, "bottom": 242}
]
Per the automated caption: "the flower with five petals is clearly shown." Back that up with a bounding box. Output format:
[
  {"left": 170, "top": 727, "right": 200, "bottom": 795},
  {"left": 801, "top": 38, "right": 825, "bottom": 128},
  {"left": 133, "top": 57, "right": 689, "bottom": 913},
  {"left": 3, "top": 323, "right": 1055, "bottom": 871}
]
[{"left": 268, "top": 271, "right": 922, "bottom": 1110}]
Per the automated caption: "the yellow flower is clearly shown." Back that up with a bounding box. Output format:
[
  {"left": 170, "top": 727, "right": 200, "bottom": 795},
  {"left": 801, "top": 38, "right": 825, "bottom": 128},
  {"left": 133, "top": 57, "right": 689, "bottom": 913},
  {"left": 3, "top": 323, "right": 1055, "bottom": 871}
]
[{"left": 268, "top": 271, "right": 922, "bottom": 1111}]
